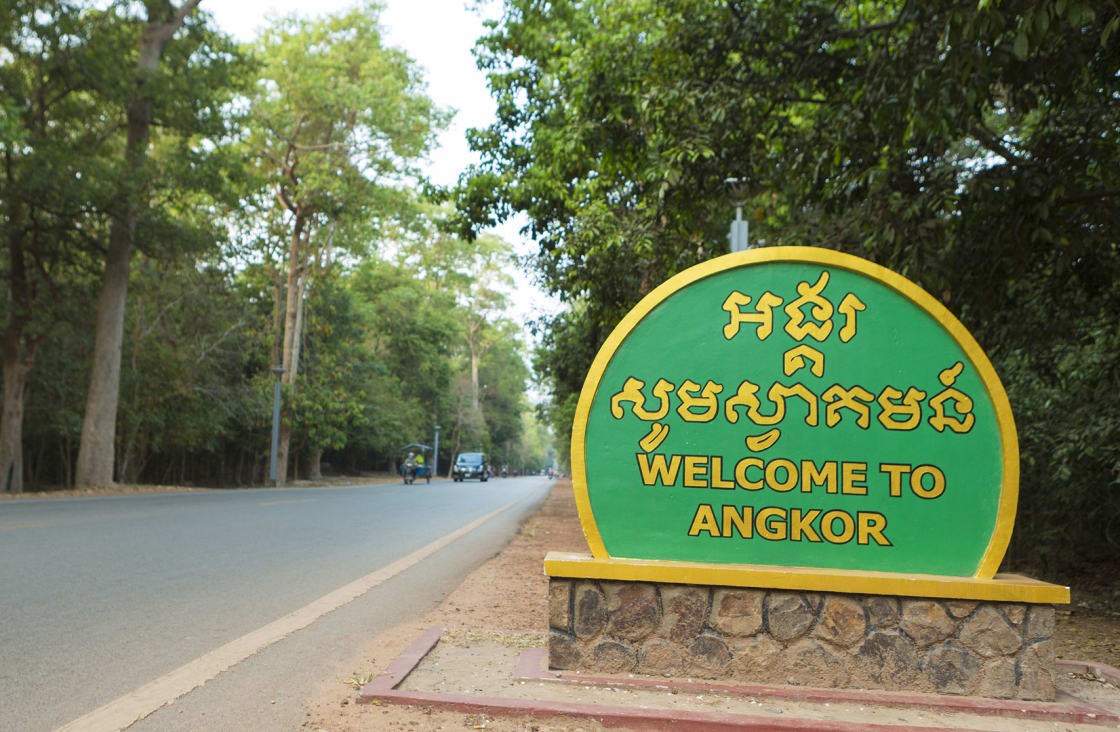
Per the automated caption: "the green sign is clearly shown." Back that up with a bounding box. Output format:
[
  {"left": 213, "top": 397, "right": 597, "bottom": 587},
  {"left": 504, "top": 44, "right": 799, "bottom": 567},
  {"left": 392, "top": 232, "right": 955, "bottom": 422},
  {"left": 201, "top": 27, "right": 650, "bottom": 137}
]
[{"left": 572, "top": 247, "right": 1018, "bottom": 578}]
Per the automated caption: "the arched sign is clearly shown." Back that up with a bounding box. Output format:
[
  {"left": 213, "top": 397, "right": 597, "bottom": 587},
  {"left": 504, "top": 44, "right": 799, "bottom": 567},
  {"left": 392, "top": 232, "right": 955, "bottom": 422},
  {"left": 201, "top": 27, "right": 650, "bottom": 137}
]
[{"left": 572, "top": 247, "right": 1018, "bottom": 579}]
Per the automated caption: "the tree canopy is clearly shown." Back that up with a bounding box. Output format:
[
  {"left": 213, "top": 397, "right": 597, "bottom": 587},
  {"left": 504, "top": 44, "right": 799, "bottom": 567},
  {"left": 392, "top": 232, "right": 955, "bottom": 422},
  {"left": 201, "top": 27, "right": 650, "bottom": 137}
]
[
  {"left": 2, "top": 2, "right": 552, "bottom": 494},
  {"left": 457, "top": 0, "right": 1120, "bottom": 569}
]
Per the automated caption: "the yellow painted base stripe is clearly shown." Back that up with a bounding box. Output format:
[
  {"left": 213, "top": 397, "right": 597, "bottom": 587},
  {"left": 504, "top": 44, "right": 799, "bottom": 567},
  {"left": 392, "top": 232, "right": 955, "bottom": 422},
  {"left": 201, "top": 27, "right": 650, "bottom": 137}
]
[{"left": 544, "top": 552, "right": 1069, "bottom": 605}]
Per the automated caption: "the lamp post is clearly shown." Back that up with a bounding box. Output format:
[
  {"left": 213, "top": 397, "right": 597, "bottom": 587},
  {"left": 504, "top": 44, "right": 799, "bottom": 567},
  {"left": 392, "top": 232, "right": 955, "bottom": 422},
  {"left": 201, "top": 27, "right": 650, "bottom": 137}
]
[
  {"left": 269, "top": 367, "right": 287, "bottom": 483},
  {"left": 725, "top": 176, "right": 750, "bottom": 252},
  {"left": 433, "top": 424, "right": 441, "bottom": 478}
]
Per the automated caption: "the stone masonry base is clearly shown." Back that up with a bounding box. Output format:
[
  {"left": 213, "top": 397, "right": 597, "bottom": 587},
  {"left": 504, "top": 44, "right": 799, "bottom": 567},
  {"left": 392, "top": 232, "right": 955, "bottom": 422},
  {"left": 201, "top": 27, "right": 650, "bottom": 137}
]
[{"left": 548, "top": 578, "right": 1056, "bottom": 701}]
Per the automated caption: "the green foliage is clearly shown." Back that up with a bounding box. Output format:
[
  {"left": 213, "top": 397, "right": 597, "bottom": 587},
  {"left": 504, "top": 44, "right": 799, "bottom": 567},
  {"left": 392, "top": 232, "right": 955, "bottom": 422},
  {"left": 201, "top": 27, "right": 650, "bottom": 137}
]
[
  {"left": 459, "top": 0, "right": 1120, "bottom": 570},
  {"left": 3, "top": 4, "right": 549, "bottom": 488}
]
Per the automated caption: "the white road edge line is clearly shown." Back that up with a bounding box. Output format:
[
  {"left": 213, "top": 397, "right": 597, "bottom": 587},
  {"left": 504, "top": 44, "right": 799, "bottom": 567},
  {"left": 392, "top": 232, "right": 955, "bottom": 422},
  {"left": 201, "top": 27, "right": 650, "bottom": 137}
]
[{"left": 56, "top": 498, "right": 524, "bottom": 732}]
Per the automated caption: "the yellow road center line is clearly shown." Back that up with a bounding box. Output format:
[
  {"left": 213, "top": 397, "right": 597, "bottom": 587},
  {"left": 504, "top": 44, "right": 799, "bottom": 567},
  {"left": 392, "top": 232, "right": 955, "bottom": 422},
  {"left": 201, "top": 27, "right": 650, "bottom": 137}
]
[
  {"left": 55, "top": 498, "right": 522, "bottom": 732},
  {"left": 0, "top": 524, "right": 44, "bottom": 530}
]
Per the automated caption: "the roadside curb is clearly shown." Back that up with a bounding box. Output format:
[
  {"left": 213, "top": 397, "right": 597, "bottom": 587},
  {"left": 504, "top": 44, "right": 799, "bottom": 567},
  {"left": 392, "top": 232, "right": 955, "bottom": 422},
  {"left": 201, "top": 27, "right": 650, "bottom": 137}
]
[{"left": 359, "top": 627, "right": 1120, "bottom": 730}]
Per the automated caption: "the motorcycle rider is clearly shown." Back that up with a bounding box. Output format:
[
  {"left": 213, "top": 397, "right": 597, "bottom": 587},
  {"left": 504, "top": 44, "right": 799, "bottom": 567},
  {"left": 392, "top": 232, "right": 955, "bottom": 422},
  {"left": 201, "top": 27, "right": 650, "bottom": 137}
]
[{"left": 404, "top": 451, "right": 419, "bottom": 482}]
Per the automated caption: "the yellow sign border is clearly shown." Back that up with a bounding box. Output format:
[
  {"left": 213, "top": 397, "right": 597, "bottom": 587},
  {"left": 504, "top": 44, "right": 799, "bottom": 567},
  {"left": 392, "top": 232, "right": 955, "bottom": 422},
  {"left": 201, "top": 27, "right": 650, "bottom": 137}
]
[
  {"left": 570, "top": 246, "right": 1019, "bottom": 579},
  {"left": 544, "top": 553, "right": 1067, "bottom": 605}
]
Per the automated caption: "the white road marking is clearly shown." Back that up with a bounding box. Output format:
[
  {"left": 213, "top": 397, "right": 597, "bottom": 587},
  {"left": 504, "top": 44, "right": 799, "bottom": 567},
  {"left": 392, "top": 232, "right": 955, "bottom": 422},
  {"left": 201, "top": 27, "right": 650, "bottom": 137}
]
[{"left": 55, "top": 499, "right": 522, "bottom": 732}]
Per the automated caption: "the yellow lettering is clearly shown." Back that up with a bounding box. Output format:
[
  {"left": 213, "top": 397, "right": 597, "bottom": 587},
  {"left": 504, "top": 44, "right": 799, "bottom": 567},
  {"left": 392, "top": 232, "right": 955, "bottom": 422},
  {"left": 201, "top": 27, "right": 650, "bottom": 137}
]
[
  {"left": 611, "top": 376, "right": 675, "bottom": 421},
  {"left": 858, "top": 512, "right": 891, "bottom": 546},
  {"left": 765, "top": 458, "right": 798, "bottom": 492},
  {"left": 801, "top": 460, "right": 838, "bottom": 494},
  {"left": 756, "top": 507, "right": 787, "bottom": 540},
  {"left": 636, "top": 453, "right": 681, "bottom": 486},
  {"left": 688, "top": 504, "right": 720, "bottom": 536},
  {"left": 842, "top": 462, "right": 868, "bottom": 495},
  {"left": 783, "top": 344, "right": 825, "bottom": 377},
  {"left": 677, "top": 379, "right": 724, "bottom": 422},
  {"left": 711, "top": 456, "right": 735, "bottom": 489},
  {"left": 823, "top": 384, "right": 876, "bottom": 428},
  {"left": 784, "top": 271, "right": 835, "bottom": 342},
  {"left": 771, "top": 383, "right": 819, "bottom": 426},
  {"left": 722, "top": 505, "right": 753, "bottom": 538},
  {"left": 790, "top": 508, "right": 822, "bottom": 542},
  {"left": 683, "top": 455, "right": 708, "bottom": 487},
  {"left": 821, "top": 510, "right": 855, "bottom": 543},
  {"left": 929, "top": 362, "right": 976, "bottom": 433},
  {"left": 837, "top": 292, "right": 866, "bottom": 342},
  {"left": 723, "top": 290, "right": 783, "bottom": 340},
  {"left": 880, "top": 463, "right": 910, "bottom": 497},
  {"left": 877, "top": 385, "right": 927, "bottom": 430},
  {"left": 910, "top": 464, "right": 946, "bottom": 499},
  {"left": 735, "top": 457, "right": 764, "bottom": 490}
]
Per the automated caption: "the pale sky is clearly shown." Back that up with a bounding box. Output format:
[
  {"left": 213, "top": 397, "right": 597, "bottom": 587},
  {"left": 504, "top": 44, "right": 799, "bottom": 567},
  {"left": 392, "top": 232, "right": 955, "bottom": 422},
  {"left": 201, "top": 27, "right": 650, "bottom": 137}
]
[{"left": 205, "top": 0, "right": 560, "bottom": 322}]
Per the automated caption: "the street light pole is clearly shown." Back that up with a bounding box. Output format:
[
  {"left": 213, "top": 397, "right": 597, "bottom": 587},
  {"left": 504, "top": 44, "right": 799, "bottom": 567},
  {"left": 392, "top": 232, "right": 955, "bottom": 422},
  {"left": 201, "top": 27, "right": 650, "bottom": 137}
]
[
  {"left": 269, "top": 367, "right": 287, "bottom": 483},
  {"left": 433, "top": 424, "right": 441, "bottom": 478},
  {"left": 725, "top": 177, "right": 750, "bottom": 252}
]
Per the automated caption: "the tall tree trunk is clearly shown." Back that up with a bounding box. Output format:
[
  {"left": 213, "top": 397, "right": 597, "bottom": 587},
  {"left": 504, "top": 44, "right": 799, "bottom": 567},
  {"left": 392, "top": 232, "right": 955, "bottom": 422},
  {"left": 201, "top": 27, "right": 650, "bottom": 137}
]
[
  {"left": 1, "top": 199, "right": 41, "bottom": 494},
  {"left": 75, "top": 0, "right": 201, "bottom": 488},
  {"left": 0, "top": 337, "right": 35, "bottom": 494},
  {"left": 275, "top": 213, "right": 308, "bottom": 484},
  {"left": 309, "top": 448, "right": 322, "bottom": 480}
]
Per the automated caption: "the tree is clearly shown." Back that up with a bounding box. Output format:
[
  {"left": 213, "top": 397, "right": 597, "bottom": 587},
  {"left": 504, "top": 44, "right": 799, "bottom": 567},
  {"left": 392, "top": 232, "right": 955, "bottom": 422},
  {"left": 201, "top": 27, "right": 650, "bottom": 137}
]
[
  {"left": 245, "top": 1, "right": 446, "bottom": 483},
  {"left": 76, "top": 0, "right": 245, "bottom": 486},
  {"left": 459, "top": 0, "right": 1120, "bottom": 568},
  {"left": 0, "top": 1, "right": 97, "bottom": 493}
]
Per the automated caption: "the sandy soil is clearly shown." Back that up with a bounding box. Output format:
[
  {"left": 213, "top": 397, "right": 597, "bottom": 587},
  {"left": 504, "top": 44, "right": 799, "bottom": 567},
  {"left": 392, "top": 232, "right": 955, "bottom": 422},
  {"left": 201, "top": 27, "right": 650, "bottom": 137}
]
[{"left": 299, "top": 479, "right": 1120, "bottom": 732}]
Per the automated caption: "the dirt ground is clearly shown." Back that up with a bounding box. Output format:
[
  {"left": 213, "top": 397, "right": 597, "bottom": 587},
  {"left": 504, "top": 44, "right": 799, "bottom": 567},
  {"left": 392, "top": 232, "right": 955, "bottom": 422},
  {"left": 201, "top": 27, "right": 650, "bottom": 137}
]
[{"left": 299, "top": 479, "right": 1120, "bottom": 732}]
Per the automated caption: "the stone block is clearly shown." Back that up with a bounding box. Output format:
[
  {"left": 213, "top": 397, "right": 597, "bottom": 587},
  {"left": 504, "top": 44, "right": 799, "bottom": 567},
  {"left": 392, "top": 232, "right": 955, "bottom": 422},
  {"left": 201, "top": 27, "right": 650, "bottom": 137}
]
[
  {"left": 766, "top": 591, "right": 817, "bottom": 641},
  {"left": 637, "top": 639, "right": 689, "bottom": 676},
  {"left": 856, "top": 630, "right": 921, "bottom": 688},
  {"left": 548, "top": 580, "right": 571, "bottom": 632},
  {"left": 976, "top": 657, "right": 1017, "bottom": 699},
  {"left": 573, "top": 581, "right": 607, "bottom": 640},
  {"left": 945, "top": 600, "right": 980, "bottom": 619},
  {"left": 781, "top": 639, "right": 850, "bottom": 687},
  {"left": 813, "top": 595, "right": 867, "bottom": 648},
  {"left": 592, "top": 639, "right": 637, "bottom": 673},
  {"left": 1025, "top": 605, "right": 1055, "bottom": 640},
  {"left": 604, "top": 582, "right": 660, "bottom": 642},
  {"left": 729, "top": 635, "right": 782, "bottom": 684},
  {"left": 900, "top": 600, "right": 955, "bottom": 647},
  {"left": 865, "top": 595, "right": 901, "bottom": 628},
  {"left": 1003, "top": 604, "right": 1026, "bottom": 625},
  {"left": 549, "top": 631, "right": 582, "bottom": 669},
  {"left": 959, "top": 605, "right": 1022, "bottom": 658},
  {"left": 710, "top": 588, "right": 764, "bottom": 637},
  {"left": 659, "top": 585, "right": 708, "bottom": 643},
  {"left": 922, "top": 641, "right": 982, "bottom": 695},
  {"left": 688, "top": 634, "right": 731, "bottom": 675},
  {"left": 1018, "top": 640, "right": 1056, "bottom": 701}
]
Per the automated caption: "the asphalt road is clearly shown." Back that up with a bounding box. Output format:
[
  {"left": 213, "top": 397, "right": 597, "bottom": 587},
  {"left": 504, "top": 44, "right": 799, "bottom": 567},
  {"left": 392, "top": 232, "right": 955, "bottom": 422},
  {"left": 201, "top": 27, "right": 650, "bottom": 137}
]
[{"left": 0, "top": 475, "right": 552, "bottom": 731}]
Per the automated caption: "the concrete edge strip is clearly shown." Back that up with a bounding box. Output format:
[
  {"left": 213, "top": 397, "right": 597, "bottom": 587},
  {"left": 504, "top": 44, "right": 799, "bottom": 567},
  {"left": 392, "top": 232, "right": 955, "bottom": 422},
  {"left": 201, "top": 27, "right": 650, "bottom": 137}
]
[
  {"left": 358, "top": 630, "right": 974, "bottom": 731},
  {"left": 56, "top": 501, "right": 520, "bottom": 732},
  {"left": 514, "top": 649, "right": 1118, "bottom": 726},
  {"left": 364, "top": 687, "right": 979, "bottom": 732},
  {"left": 367, "top": 626, "right": 445, "bottom": 692}
]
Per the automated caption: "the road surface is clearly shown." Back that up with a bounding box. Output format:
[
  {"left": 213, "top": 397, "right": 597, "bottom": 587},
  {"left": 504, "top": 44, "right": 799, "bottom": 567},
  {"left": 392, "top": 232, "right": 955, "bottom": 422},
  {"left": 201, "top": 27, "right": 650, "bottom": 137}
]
[{"left": 0, "top": 475, "right": 552, "bottom": 731}]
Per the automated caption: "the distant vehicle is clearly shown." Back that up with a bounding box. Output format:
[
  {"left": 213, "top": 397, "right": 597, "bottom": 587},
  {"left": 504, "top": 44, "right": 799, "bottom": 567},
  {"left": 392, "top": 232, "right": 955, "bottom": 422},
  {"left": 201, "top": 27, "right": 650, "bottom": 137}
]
[
  {"left": 452, "top": 452, "right": 490, "bottom": 482},
  {"left": 399, "top": 443, "right": 433, "bottom": 484}
]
